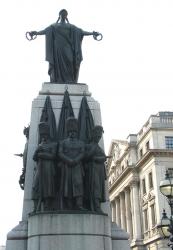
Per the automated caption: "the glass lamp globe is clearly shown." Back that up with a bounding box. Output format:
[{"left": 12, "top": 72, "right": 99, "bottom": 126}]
[
  {"left": 160, "top": 171, "right": 173, "bottom": 198},
  {"left": 158, "top": 209, "right": 170, "bottom": 238}
]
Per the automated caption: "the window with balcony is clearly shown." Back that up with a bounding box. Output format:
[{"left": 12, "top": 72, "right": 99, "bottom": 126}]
[{"left": 165, "top": 136, "right": 173, "bottom": 149}]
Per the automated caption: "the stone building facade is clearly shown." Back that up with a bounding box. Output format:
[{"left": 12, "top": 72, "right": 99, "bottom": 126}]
[{"left": 107, "top": 112, "right": 173, "bottom": 250}]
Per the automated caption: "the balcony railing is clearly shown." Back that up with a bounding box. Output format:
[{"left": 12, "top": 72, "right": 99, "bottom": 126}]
[{"left": 138, "top": 115, "right": 173, "bottom": 141}]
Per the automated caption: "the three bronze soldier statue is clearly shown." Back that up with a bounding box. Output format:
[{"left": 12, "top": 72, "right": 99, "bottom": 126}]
[{"left": 32, "top": 117, "right": 107, "bottom": 213}]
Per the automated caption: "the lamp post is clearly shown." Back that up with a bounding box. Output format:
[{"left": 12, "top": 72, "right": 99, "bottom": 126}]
[{"left": 158, "top": 170, "right": 173, "bottom": 249}]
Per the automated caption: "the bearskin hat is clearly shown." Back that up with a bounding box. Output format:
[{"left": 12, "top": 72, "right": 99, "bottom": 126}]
[{"left": 66, "top": 117, "right": 78, "bottom": 132}]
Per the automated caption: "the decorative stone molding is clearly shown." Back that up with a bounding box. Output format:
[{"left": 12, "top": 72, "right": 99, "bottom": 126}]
[
  {"left": 147, "top": 192, "right": 155, "bottom": 202},
  {"left": 142, "top": 197, "right": 148, "bottom": 206}
]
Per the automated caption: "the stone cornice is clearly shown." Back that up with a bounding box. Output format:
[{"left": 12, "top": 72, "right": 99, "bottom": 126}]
[
  {"left": 136, "top": 149, "right": 173, "bottom": 168},
  {"left": 108, "top": 149, "right": 173, "bottom": 193},
  {"left": 107, "top": 140, "right": 129, "bottom": 170},
  {"left": 137, "top": 126, "right": 173, "bottom": 146},
  {"left": 108, "top": 165, "right": 135, "bottom": 192},
  {"left": 113, "top": 142, "right": 137, "bottom": 166},
  {"left": 129, "top": 175, "right": 140, "bottom": 186}
]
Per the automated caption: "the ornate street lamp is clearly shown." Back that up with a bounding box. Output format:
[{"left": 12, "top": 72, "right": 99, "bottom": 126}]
[
  {"left": 159, "top": 170, "right": 173, "bottom": 249},
  {"left": 157, "top": 209, "right": 170, "bottom": 238}
]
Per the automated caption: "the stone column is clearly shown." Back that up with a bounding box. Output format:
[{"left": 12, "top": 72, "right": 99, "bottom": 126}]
[
  {"left": 124, "top": 187, "right": 133, "bottom": 239},
  {"left": 120, "top": 192, "right": 127, "bottom": 231},
  {"left": 115, "top": 197, "right": 121, "bottom": 226},
  {"left": 111, "top": 199, "right": 116, "bottom": 222},
  {"left": 130, "top": 180, "right": 142, "bottom": 240}
]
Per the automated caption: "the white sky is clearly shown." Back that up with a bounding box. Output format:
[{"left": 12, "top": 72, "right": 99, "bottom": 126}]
[{"left": 0, "top": 0, "right": 173, "bottom": 245}]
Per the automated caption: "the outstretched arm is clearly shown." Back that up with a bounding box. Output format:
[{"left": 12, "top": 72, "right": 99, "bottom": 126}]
[
  {"left": 82, "top": 31, "right": 99, "bottom": 36},
  {"left": 82, "top": 31, "right": 103, "bottom": 41},
  {"left": 26, "top": 29, "right": 46, "bottom": 41},
  {"left": 82, "top": 31, "right": 94, "bottom": 36},
  {"left": 30, "top": 29, "right": 46, "bottom": 36}
]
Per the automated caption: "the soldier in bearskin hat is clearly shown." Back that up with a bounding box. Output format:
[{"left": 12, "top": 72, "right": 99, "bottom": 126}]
[
  {"left": 84, "top": 125, "right": 106, "bottom": 213},
  {"left": 58, "top": 117, "right": 85, "bottom": 210},
  {"left": 32, "top": 122, "right": 57, "bottom": 211}
]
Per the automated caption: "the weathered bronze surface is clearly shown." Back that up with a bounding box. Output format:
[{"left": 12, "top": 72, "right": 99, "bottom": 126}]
[
  {"left": 27, "top": 9, "right": 102, "bottom": 83},
  {"left": 30, "top": 95, "right": 106, "bottom": 213},
  {"left": 57, "top": 90, "right": 74, "bottom": 140},
  {"left": 58, "top": 117, "right": 85, "bottom": 210},
  {"left": 32, "top": 122, "right": 57, "bottom": 212},
  {"left": 84, "top": 126, "right": 106, "bottom": 213},
  {"left": 78, "top": 96, "right": 94, "bottom": 143},
  {"left": 32, "top": 96, "right": 57, "bottom": 211}
]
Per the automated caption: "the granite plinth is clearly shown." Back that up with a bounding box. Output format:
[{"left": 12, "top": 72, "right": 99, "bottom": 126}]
[
  {"left": 28, "top": 212, "right": 112, "bottom": 250},
  {"left": 39, "top": 82, "right": 91, "bottom": 96}
]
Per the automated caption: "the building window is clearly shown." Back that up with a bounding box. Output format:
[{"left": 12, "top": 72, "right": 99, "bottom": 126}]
[
  {"left": 139, "top": 148, "right": 143, "bottom": 158},
  {"left": 168, "top": 168, "right": 173, "bottom": 178},
  {"left": 150, "top": 204, "right": 156, "bottom": 227},
  {"left": 146, "top": 141, "right": 150, "bottom": 150},
  {"left": 148, "top": 172, "right": 153, "bottom": 189},
  {"left": 116, "top": 170, "right": 119, "bottom": 177},
  {"left": 143, "top": 209, "right": 148, "bottom": 232},
  {"left": 122, "top": 165, "right": 124, "bottom": 171},
  {"left": 165, "top": 136, "right": 173, "bottom": 149},
  {"left": 142, "top": 178, "right": 146, "bottom": 195}
]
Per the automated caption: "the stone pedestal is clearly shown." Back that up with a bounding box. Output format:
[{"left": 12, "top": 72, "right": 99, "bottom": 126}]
[
  {"left": 28, "top": 212, "right": 112, "bottom": 250},
  {"left": 6, "top": 83, "right": 130, "bottom": 250},
  {"left": 111, "top": 222, "right": 130, "bottom": 250},
  {"left": 6, "top": 221, "right": 28, "bottom": 250}
]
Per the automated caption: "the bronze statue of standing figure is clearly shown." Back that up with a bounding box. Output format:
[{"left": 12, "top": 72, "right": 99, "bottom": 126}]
[
  {"left": 26, "top": 9, "right": 102, "bottom": 83},
  {"left": 58, "top": 117, "right": 85, "bottom": 210},
  {"left": 32, "top": 122, "right": 57, "bottom": 212},
  {"left": 84, "top": 126, "right": 106, "bottom": 213}
]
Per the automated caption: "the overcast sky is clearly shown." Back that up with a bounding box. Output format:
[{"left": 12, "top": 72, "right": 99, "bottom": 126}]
[{"left": 0, "top": 0, "right": 173, "bottom": 245}]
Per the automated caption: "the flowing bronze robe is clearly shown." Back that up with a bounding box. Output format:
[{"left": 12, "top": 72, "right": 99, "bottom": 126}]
[
  {"left": 45, "top": 23, "right": 83, "bottom": 83},
  {"left": 85, "top": 143, "right": 106, "bottom": 211},
  {"left": 32, "top": 141, "right": 57, "bottom": 200}
]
